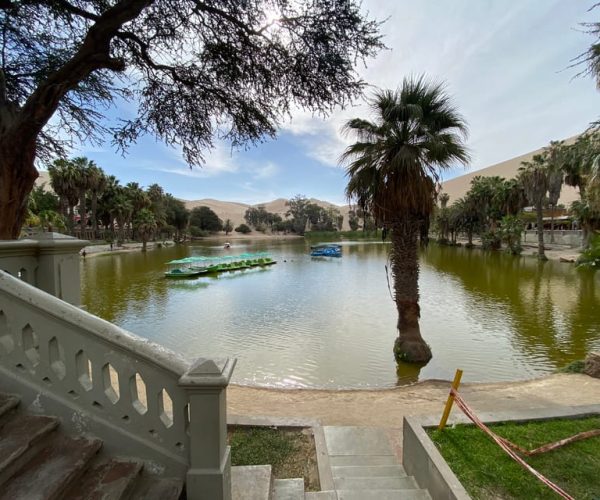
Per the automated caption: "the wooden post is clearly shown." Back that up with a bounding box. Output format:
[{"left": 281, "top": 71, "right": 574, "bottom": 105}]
[{"left": 438, "top": 369, "right": 463, "bottom": 431}]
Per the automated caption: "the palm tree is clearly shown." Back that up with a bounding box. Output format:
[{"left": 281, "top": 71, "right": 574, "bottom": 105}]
[
  {"left": 71, "top": 157, "right": 93, "bottom": 233},
  {"left": 48, "top": 159, "right": 80, "bottom": 233},
  {"left": 518, "top": 155, "right": 549, "bottom": 261},
  {"left": 87, "top": 164, "right": 106, "bottom": 239},
  {"left": 134, "top": 208, "right": 157, "bottom": 252},
  {"left": 341, "top": 77, "right": 469, "bottom": 363}
]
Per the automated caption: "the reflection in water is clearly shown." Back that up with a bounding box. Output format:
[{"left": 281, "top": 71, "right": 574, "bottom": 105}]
[{"left": 81, "top": 241, "right": 600, "bottom": 388}]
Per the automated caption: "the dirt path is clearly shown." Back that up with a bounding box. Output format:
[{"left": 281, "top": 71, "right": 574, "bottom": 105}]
[{"left": 228, "top": 374, "right": 600, "bottom": 428}]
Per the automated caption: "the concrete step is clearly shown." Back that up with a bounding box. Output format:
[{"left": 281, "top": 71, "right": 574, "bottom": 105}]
[
  {"left": 68, "top": 458, "right": 143, "bottom": 499},
  {"left": 329, "top": 455, "right": 398, "bottom": 466},
  {"left": 332, "top": 465, "right": 406, "bottom": 478},
  {"left": 272, "top": 478, "right": 304, "bottom": 500},
  {"left": 128, "top": 475, "right": 184, "bottom": 500},
  {"left": 336, "top": 490, "right": 431, "bottom": 500},
  {"left": 0, "top": 414, "right": 59, "bottom": 478},
  {"left": 333, "top": 476, "right": 419, "bottom": 491},
  {"left": 232, "top": 465, "right": 272, "bottom": 500},
  {"left": 0, "top": 434, "right": 102, "bottom": 500},
  {"left": 323, "top": 427, "right": 394, "bottom": 456},
  {"left": 304, "top": 492, "right": 337, "bottom": 500}
]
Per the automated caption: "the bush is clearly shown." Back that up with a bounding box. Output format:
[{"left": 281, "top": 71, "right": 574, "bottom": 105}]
[
  {"left": 235, "top": 224, "right": 252, "bottom": 234},
  {"left": 577, "top": 233, "right": 600, "bottom": 268},
  {"left": 189, "top": 226, "right": 210, "bottom": 238},
  {"left": 481, "top": 230, "right": 502, "bottom": 250}
]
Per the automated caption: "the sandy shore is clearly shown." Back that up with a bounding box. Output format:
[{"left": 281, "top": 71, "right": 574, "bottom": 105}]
[
  {"left": 82, "top": 234, "right": 302, "bottom": 257},
  {"left": 228, "top": 374, "right": 600, "bottom": 428}
]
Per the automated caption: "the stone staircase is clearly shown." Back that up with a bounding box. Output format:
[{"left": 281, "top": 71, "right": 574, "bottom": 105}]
[
  {"left": 0, "top": 392, "right": 183, "bottom": 499},
  {"left": 232, "top": 426, "right": 431, "bottom": 500}
]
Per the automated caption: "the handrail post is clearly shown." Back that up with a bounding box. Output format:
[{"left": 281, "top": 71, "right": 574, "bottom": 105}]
[{"left": 179, "top": 357, "right": 236, "bottom": 500}]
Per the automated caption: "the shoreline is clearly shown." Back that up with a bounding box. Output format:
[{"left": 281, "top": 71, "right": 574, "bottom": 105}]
[{"left": 227, "top": 373, "right": 600, "bottom": 428}]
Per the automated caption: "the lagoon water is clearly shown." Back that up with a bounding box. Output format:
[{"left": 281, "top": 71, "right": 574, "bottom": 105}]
[{"left": 81, "top": 240, "right": 600, "bottom": 388}]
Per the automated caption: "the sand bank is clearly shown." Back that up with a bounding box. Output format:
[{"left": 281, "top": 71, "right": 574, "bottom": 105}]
[{"left": 228, "top": 374, "right": 600, "bottom": 428}]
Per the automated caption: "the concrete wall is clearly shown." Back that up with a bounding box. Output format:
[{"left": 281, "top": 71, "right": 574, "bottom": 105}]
[{"left": 523, "top": 230, "right": 583, "bottom": 248}]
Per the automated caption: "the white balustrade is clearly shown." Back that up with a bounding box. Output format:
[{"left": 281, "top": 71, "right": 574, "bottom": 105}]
[{"left": 0, "top": 270, "right": 234, "bottom": 500}]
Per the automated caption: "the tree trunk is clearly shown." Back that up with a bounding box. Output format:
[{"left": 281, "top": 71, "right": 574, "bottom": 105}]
[
  {"left": 79, "top": 189, "right": 87, "bottom": 235},
  {"left": 550, "top": 204, "right": 555, "bottom": 244},
  {"left": 91, "top": 192, "right": 98, "bottom": 239},
  {"left": 390, "top": 217, "right": 432, "bottom": 364},
  {"left": 536, "top": 201, "right": 547, "bottom": 260},
  {"left": 0, "top": 141, "right": 38, "bottom": 239}
]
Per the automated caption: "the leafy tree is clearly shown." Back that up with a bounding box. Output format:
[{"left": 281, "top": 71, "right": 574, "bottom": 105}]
[
  {"left": 0, "top": 0, "right": 383, "bottom": 239},
  {"left": 28, "top": 184, "right": 59, "bottom": 215},
  {"left": 134, "top": 208, "right": 157, "bottom": 252},
  {"left": 190, "top": 206, "right": 222, "bottom": 233},
  {"left": 518, "top": 155, "right": 550, "bottom": 260},
  {"left": 286, "top": 195, "right": 310, "bottom": 235},
  {"left": 499, "top": 215, "right": 524, "bottom": 255},
  {"left": 223, "top": 219, "right": 233, "bottom": 236},
  {"left": 235, "top": 223, "right": 252, "bottom": 234},
  {"left": 48, "top": 158, "right": 80, "bottom": 232},
  {"left": 342, "top": 77, "right": 469, "bottom": 364},
  {"left": 348, "top": 209, "right": 360, "bottom": 231},
  {"left": 164, "top": 195, "right": 189, "bottom": 242}
]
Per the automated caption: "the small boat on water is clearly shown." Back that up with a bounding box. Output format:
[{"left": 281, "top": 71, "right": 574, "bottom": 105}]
[
  {"left": 310, "top": 244, "right": 342, "bottom": 257},
  {"left": 164, "top": 266, "right": 208, "bottom": 278},
  {"left": 165, "top": 252, "right": 276, "bottom": 278}
]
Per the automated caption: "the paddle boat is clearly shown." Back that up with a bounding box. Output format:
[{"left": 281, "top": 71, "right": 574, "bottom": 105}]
[
  {"left": 165, "top": 252, "right": 276, "bottom": 278},
  {"left": 310, "top": 243, "right": 342, "bottom": 257}
]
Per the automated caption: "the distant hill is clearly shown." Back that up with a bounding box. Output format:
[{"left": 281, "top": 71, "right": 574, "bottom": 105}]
[{"left": 34, "top": 172, "right": 353, "bottom": 231}]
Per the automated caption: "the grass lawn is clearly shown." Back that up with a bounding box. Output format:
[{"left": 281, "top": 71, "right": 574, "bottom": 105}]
[
  {"left": 428, "top": 416, "right": 600, "bottom": 500},
  {"left": 228, "top": 426, "right": 320, "bottom": 491}
]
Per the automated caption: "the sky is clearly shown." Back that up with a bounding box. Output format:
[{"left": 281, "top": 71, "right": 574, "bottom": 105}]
[{"left": 62, "top": 1, "right": 600, "bottom": 206}]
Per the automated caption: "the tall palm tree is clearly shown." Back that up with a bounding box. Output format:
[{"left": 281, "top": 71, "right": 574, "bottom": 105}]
[
  {"left": 87, "top": 164, "right": 107, "bottom": 238},
  {"left": 48, "top": 159, "right": 79, "bottom": 233},
  {"left": 518, "top": 155, "right": 549, "bottom": 261},
  {"left": 71, "top": 157, "right": 93, "bottom": 233},
  {"left": 341, "top": 77, "right": 469, "bottom": 363},
  {"left": 134, "top": 208, "right": 157, "bottom": 252}
]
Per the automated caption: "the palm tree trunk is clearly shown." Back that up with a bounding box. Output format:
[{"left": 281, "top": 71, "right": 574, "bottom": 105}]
[
  {"left": 390, "top": 218, "right": 432, "bottom": 364},
  {"left": 79, "top": 189, "right": 87, "bottom": 234},
  {"left": 536, "top": 201, "right": 547, "bottom": 260},
  {"left": 550, "top": 204, "right": 555, "bottom": 244},
  {"left": 91, "top": 192, "right": 98, "bottom": 239}
]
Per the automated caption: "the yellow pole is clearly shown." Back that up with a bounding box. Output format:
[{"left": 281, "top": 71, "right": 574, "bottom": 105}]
[{"left": 438, "top": 369, "right": 463, "bottom": 431}]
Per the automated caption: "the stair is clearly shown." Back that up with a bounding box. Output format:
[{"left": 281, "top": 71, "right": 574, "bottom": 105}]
[
  {"left": 0, "top": 392, "right": 183, "bottom": 499},
  {"left": 232, "top": 425, "right": 432, "bottom": 500},
  {"left": 323, "top": 426, "right": 431, "bottom": 500}
]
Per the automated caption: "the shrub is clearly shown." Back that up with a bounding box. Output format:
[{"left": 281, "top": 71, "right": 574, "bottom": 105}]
[
  {"left": 577, "top": 233, "right": 600, "bottom": 269},
  {"left": 235, "top": 224, "right": 252, "bottom": 234}
]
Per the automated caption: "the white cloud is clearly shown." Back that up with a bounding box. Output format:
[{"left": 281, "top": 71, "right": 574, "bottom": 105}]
[
  {"left": 253, "top": 162, "right": 279, "bottom": 179},
  {"left": 279, "top": 0, "right": 600, "bottom": 177}
]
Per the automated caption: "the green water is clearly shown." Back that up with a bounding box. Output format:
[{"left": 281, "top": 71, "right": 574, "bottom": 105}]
[{"left": 81, "top": 240, "right": 600, "bottom": 388}]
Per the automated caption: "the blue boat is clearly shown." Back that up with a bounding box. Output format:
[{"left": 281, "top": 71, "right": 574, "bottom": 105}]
[{"left": 310, "top": 244, "right": 342, "bottom": 257}]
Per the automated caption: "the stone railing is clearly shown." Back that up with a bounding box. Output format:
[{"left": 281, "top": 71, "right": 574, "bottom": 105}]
[
  {"left": 0, "top": 232, "right": 87, "bottom": 306},
  {"left": 0, "top": 270, "right": 235, "bottom": 500}
]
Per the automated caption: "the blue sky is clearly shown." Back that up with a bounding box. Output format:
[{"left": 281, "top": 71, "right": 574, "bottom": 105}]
[{"left": 64, "top": 1, "right": 600, "bottom": 205}]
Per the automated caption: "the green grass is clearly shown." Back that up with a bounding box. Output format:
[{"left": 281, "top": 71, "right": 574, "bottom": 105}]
[
  {"left": 428, "top": 416, "right": 600, "bottom": 499},
  {"left": 304, "top": 230, "right": 382, "bottom": 241},
  {"left": 229, "top": 427, "right": 297, "bottom": 468}
]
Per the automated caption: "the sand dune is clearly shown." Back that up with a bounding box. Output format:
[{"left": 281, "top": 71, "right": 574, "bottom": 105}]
[{"left": 441, "top": 136, "right": 581, "bottom": 206}]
